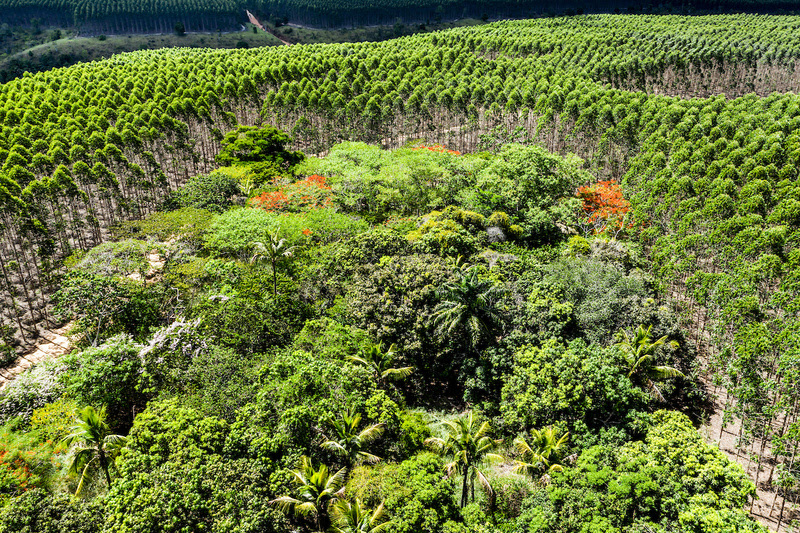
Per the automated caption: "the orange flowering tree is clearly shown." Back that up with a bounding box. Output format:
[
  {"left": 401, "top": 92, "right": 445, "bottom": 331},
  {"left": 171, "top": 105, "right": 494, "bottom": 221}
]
[
  {"left": 576, "top": 180, "right": 633, "bottom": 237},
  {"left": 249, "top": 174, "right": 333, "bottom": 213},
  {"left": 410, "top": 143, "right": 461, "bottom": 156}
]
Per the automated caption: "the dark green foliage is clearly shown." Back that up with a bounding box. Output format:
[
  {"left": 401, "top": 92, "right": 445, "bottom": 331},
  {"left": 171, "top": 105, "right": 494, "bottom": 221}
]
[
  {"left": 345, "top": 254, "right": 456, "bottom": 390},
  {"left": 0, "top": 489, "right": 104, "bottom": 533},
  {"left": 53, "top": 271, "right": 133, "bottom": 347},
  {"left": 543, "top": 256, "right": 652, "bottom": 345}
]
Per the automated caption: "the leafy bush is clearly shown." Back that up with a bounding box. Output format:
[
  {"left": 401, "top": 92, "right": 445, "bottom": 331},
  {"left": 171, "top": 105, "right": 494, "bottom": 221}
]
[
  {"left": 168, "top": 170, "right": 241, "bottom": 213},
  {"left": 535, "top": 411, "right": 763, "bottom": 533},
  {"left": 501, "top": 339, "right": 649, "bottom": 448},
  {"left": 0, "top": 422, "right": 66, "bottom": 498},
  {"left": 0, "top": 489, "right": 104, "bottom": 533},
  {"left": 215, "top": 125, "right": 303, "bottom": 169},
  {"left": 543, "top": 256, "right": 653, "bottom": 345},
  {"left": 105, "top": 399, "right": 286, "bottom": 533},
  {"left": 0, "top": 360, "right": 66, "bottom": 424},
  {"left": 113, "top": 207, "right": 217, "bottom": 250},
  {"left": 347, "top": 452, "right": 461, "bottom": 533},
  {"left": 58, "top": 335, "right": 145, "bottom": 431},
  {"left": 464, "top": 144, "right": 586, "bottom": 242},
  {"left": 29, "top": 399, "right": 79, "bottom": 443}
]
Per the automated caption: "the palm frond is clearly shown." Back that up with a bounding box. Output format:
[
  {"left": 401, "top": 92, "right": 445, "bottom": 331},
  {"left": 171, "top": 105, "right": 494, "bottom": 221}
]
[{"left": 650, "top": 365, "right": 685, "bottom": 380}]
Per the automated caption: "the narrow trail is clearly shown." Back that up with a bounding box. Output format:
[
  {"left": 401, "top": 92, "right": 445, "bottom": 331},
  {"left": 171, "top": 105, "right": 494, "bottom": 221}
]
[
  {"left": 248, "top": 10, "right": 293, "bottom": 46},
  {"left": 0, "top": 325, "right": 72, "bottom": 392}
]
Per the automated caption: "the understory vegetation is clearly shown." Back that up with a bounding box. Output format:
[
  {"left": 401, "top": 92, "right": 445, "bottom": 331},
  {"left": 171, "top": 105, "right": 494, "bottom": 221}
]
[{"left": 0, "top": 126, "right": 775, "bottom": 533}]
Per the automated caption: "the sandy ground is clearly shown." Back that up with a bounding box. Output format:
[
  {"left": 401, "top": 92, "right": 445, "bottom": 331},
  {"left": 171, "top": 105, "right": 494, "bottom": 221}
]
[{"left": 700, "top": 375, "right": 798, "bottom": 531}]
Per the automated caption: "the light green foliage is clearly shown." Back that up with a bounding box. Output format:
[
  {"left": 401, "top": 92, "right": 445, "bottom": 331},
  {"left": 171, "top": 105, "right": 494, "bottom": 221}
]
[
  {"left": 465, "top": 145, "right": 586, "bottom": 242},
  {"left": 301, "top": 142, "right": 487, "bottom": 221},
  {"left": 204, "top": 207, "right": 278, "bottom": 260},
  {"left": 169, "top": 170, "right": 241, "bottom": 213},
  {"left": 205, "top": 207, "right": 369, "bottom": 260},
  {"left": 501, "top": 339, "right": 648, "bottom": 448},
  {"left": 407, "top": 209, "right": 481, "bottom": 258},
  {"left": 216, "top": 125, "right": 304, "bottom": 169},
  {"left": 113, "top": 208, "right": 217, "bottom": 250},
  {"left": 537, "top": 411, "right": 763, "bottom": 533},
  {"left": 30, "top": 399, "right": 79, "bottom": 442},
  {"left": 58, "top": 335, "right": 145, "bottom": 431},
  {"left": 292, "top": 318, "right": 373, "bottom": 360},
  {"left": 347, "top": 452, "right": 461, "bottom": 533}
]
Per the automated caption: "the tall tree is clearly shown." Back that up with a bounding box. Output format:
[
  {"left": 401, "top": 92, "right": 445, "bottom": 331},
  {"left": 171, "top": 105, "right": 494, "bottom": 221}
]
[
  {"left": 616, "top": 324, "right": 684, "bottom": 402},
  {"left": 63, "top": 406, "right": 126, "bottom": 495},
  {"left": 321, "top": 410, "right": 384, "bottom": 467},
  {"left": 425, "top": 411, "right": 503, "bottom": 507},
  {"left": 433, "top": 266, "right": 503, "bottom": 352},
  {"left": 250, "top": 231, "right": 296, "bottom": 296},
  {"left": 270, "top": 456, "right": 346, "bottom": 532}
]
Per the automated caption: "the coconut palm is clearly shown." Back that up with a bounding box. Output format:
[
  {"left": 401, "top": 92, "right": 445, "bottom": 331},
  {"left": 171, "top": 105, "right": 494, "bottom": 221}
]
[
  {"left": 270, "top": 456, "right": 346, "bottom": 532},
  {"left": 250, "top": 231, "right": 296, "bottom": 296},
  {"left": 433, "top": 266, "right": 503, "bottom": 352},
  {"left": 616, "top": 324, "right": 684, "bottom": 402},
  {"left": 425, "top": 411, "right": 503, "bottom": 507},
  {"left": 347, "top": 343, "right": 413, "bottom": 386},
  {"left": 322, "top": 410, "right": 384, "bottom": 467},
  {"left": 330, "top": 498, "right": 393, "bottom": 533},
  {"left": 63, "top": 406, "right": 126, "bottom": 496},
  {"left": 512, "top": 427, "right": 569, "bottom": 484}
]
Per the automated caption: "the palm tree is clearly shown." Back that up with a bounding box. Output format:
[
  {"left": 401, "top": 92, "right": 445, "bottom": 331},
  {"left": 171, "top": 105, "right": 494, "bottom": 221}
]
[
  {"left": 330, "top": 498, "right": 393, "bottom": 533},
  {"left": 270, "top": 456, "right": 346, "bottom": 532},
  {"left": 433, "top": 267, "right": 503, "bottom": 352},
  {"left": 616, "top": 324, "right": 684, "bottom": 402},
  {"left": 250, "top": 231, "right": 296, "bottom": 296},
  {"left": 425, "top": 411, "right": 503, "bottom": 507},
  {"left": 512, "top": 427, "right": 569, "bottom": 484},
  {"left": 322, "top": 410, "right": 384, "bottom": 467},
  {"left": 63, "top": 406, "right": 126, "bottom": 496},
  {"left": 347, "top": 343, "right": 413, "bottom": 386}
]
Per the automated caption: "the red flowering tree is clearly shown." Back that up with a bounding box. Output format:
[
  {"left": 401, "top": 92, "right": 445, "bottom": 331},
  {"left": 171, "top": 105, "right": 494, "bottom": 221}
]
[
  {"left": 249, "top": 175, "right": 333, "bottom": 213},
  {"left": 576, "top": 180, "right": 633, "bottom": 237}
]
